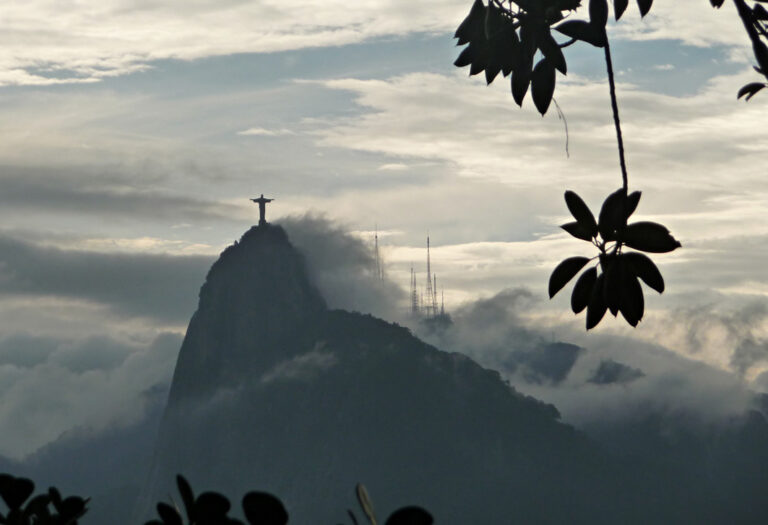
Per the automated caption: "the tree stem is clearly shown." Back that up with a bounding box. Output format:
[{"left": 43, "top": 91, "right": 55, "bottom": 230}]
[{"left": 603, "top": 37, "right": 628, "bottom": 191}]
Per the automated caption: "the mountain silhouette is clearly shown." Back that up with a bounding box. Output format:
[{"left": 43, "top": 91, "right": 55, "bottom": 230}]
[
  {"left": 137, "top": 224, "right": 614, "bottom": 523},
  {"left": 133, "top": 223, "right": 768, "bottom": 524}
]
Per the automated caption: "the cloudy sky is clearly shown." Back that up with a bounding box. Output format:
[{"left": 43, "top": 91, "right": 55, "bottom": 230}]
[{"left": 1, "top": 0, "right": 767, "bottom": 458}]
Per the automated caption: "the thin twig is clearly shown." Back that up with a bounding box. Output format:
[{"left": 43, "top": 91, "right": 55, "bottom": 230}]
[{"left": 603, "top": 37, "right": 628, "bottom": 191}]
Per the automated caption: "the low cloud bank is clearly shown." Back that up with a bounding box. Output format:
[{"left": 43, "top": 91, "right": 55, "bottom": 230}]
[{"left": 0, "top": 332, "right": 180, "bottom": 459}]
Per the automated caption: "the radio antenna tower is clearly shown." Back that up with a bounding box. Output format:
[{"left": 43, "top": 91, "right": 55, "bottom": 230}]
[
  {"left": 432, "top": 274, "right": 438, "bottom": 316},
  {"left": 410, "top": 266, "right": 419, "bottom": 315},
  {"left": 441, "top": 288, "right": 445, "bottom": 316},
  {"left": 425, "top": 236, "right": 435, "bottom": 318}
]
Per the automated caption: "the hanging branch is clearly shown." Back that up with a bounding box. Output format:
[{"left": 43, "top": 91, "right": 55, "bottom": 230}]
[
  {"left": 603, "top": 38, "right": 628, "bottom": 191},
  {"left": 453, "top": 0, "right": 682, "bottom": 330}
]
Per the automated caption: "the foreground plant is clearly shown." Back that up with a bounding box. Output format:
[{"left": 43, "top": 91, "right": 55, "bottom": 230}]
[
  {"left": 146, "top": 476, "right": 432, "bottom": 525},
  {"left": 549, "top": 188, "right": 680, "bottom": 329},
  {"left": 453, "top": 0, "right": 686, "bottom": 329},
  {"left": 0, "top": 474, "right": 88, "bottom": 525}
]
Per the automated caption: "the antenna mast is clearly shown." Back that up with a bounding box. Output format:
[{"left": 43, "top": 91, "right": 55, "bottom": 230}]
[
  {"left": 432, "top": 274, "right": 438, "bottom": 316},
  {"left": 441, "top": 288, "right": 445, "bottom": 316},
  {"left": 425, "top": 236, "right": 434, "bottom": 318},
  {"left": 410, "top": 266, "right": 419, "bottom": 315}
]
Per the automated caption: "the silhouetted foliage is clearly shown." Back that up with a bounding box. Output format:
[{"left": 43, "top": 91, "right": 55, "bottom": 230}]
[
  {"left": 0, "top": 474, "right": 88, "bottom": 525},
  {"left": 711, "top": 0, "right": 768, "bottom": 99},
  {"left": 549, "top": 188, "right": 679, "bottom": 329},
  {"left": 453, "top": 0, "right": 691, "bottom": 329},
  {"left": 453, "top": 0, "right": 657, "bottom": 115},
  {"left": 144, "top": 476, "right": 432, "bottom": 525}
]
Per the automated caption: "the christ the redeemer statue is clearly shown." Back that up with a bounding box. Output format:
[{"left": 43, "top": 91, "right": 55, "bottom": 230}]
[{"left": 251, "top": 194, "right": 274, "bottom": 226}]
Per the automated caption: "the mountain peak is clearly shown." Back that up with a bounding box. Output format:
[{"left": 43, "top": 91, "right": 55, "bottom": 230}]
[{"left": 167, "top": 223, "right": 326, "bottom": 404}]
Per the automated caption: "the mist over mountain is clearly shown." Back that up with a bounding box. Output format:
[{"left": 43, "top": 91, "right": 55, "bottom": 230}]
[
  {"left": 136, "top": 223, "right": 612, "bottom": 523},
  {"left": 4, "top": 218, "right": 768, "bottom": 524}
]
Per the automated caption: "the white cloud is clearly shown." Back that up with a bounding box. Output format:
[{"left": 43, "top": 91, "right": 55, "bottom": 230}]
[
  {"left": 0, "top": 1, "right": 752, "bottom": 86},
  {"left": 0, "top": 332, "right": 180, "bottom": 459},
  {"left": 0, "top": 0, "right": 469, "bottom": 85},
  {"left": 237, "top": 127, "right": 295, "bottom": 137},
  {"left": 260, "top": 345, "right": 337, "bottom": 384}
]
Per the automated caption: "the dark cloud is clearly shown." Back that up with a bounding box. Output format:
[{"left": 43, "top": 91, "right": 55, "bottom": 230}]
[
  {"left": 0, "top": 165, "right": 236, "bottom": 222},
  {"left": 0, "top": 233, "right": 213, "bottom": 322},
  {"left": 0, "top": 334, "right": 60, "bottom": 368}
]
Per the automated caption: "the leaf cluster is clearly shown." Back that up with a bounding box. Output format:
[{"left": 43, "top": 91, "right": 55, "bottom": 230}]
[
  {"left": 714, "top": 0, "right": 768, "bottom": 100},
  {"left": 0, "top": 474, "right": 88, "bottom": 525},
  {"left": 453, "top": 0, "right": 656, "bottom": 114},
  {"left": 146, "top": 475, "right": 288, "bottom": 525},
  {"left": 146, "top": 476, "right": 433, "bottom": 525},
  {"left": 549, "top": 189, "right": 680, "bottom": 329}
]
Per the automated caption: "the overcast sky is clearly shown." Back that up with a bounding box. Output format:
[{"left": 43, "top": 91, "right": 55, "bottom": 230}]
[{"left": 0, "top": 0, "right": 767, "bottom": 458}]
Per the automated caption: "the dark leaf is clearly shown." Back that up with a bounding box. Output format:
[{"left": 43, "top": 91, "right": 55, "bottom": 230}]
[
  {"left": 636, "top": 0, "right": 653, "bottom": 16},
  {"left": 242, "top": 492, "right": 289, "bottom": 525},
  {"left": 59, "top": 496, "right": 88, "bottom": 520},
  {"left": 538, "top": 30, "right": 567, "bottom": 74},
  {"left": 195, "top": 492, "right": 231, "bottom": 522},
  {"left": 491, "top": 26, "right": 520, "bottom": 76},
  {"left": 601, "top": 255, "right": 621, "bottom": 316},
  {"left": 564, "top": 190, "right": 598, "bottom": 236},
  {"left": 520, "top": 21, "right": 538, "bottom": 60},
  {"left": 511, "top": 57, "right": 533, "bottom": 106},
  {"left": 469, "top": 45, "right": 489, "bottom": 76},
  {"left": 48, "top": 487, "right": 62, "bottom": 512},
  {"left": 453, "top": 46, "right": 475, "bottom": 68},
  {"left": 755, "top": 40, "right": 768, "bottom": 74},
  {"left": 455, "top": 0, "right": 486, "bottom": 45},
  {"left": 561, "top": 221, "right": 593, "bottom": 241},
  {"left": 598, "top": 188, "right": 627, "bottom": 241},
  {"left": 22, "top": 494, "right": 51, "bottom": 521},
  {"left": 619, "top": 272, "right": 644, "bottom": 326},
  {"left": 157, "top": 503, "right": 183, "bottom": 525},
  {"left": 755, "top": 4, "right": 768, "bottom": 19},
  {"left": 554, "top": 20, "right": 606, "bottom": 47},
  {"left": 737, "top": 82, "right": 766, "bottom": 100},
  {"left": 623, "top": 252, "right": 664, "bottom": 293},
  {"left": 571, "top": 266, "right": 597, "bottom": 313},
  {"left": 549, "top": 256, "right": 590, "bottom": 298},
  {"left": 625, "top": 190, "right": 641, "bottom": 219},
  {"left": 710, "top": 0, "right": 725, "bottom": 7},
  {"left": 348, "top": 509, "right": 360, "bottom": 525},
  {"left": 485, "top": 62, "right": 502, "bottom": 84},
  {"left": 590, "top": 0, "right": 609, "bottom": 28},
  {"left": 176, "top": 476, "right": 196, "bottom": 522},
  {"left": 586, "top": 273, "right": 608, "bottom": 329},
  {"left": 386, "top": 506, "right": 434, "bottom": 525},
  {"left": 531, "top": 58, "right": 556, "bottom": 115},
  {"left": 485, "top": 2, "right": 507, "bottom": 39},
  {"left": 614, "top": 0, "right": 629, "bottom": 19},
  {"left": 0, "top": 476, "right": 34, "bottom": 510},
  {"left": 623, "top": 222, "right": 682, "bottom": 253}
]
